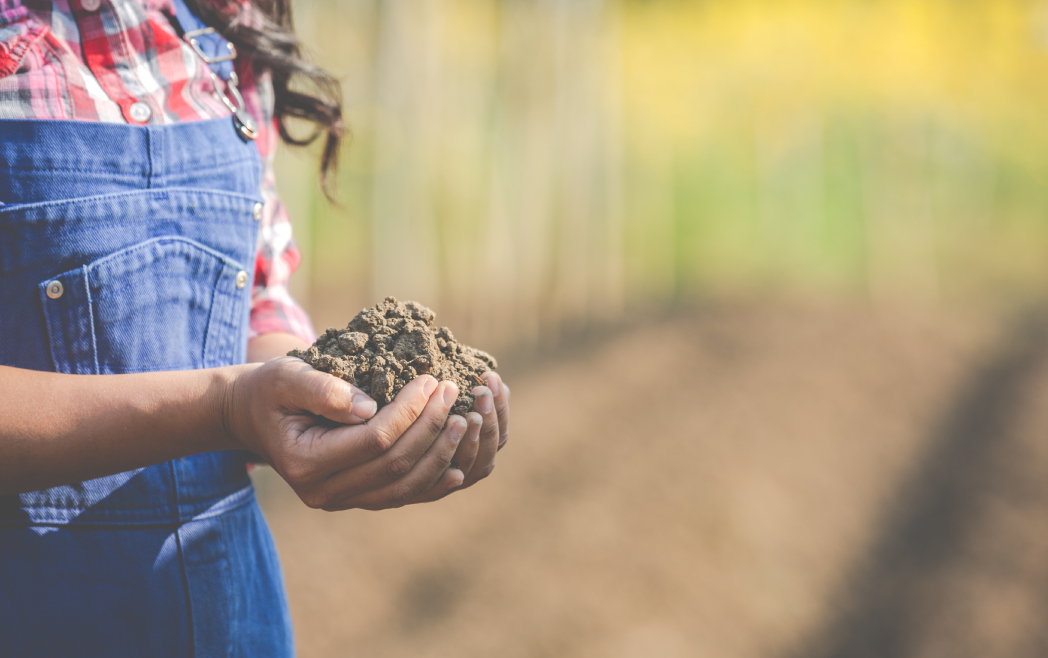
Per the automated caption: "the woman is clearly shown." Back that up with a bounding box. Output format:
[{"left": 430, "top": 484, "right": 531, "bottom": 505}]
[{"left": 0, "top": 1, "right": 510, "bottom": 655}]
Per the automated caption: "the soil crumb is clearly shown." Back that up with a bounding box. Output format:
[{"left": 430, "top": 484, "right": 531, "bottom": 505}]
[{"left": 288, "top": 297, "right": 498, "bottom": 416}]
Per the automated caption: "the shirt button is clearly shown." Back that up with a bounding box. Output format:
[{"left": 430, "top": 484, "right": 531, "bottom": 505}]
[
  {"left": 46, "top": 280, "right": 64, "bottom": 299},
  {"left": 253, "top": 202, "right": 263, "bottom": 222},
  {"left": 235, "top": 271, "right": 249, "bottom": 289},
  {"left": 81, "top": 0, "right": 101, "bottom": 11},
  {"left": 128, "top": 102, "right": 152, "bottom": 123}
]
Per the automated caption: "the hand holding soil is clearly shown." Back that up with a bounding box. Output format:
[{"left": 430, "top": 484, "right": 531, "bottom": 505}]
[
  {"left": 273, "top": 297, "right": 510, "bottom": 504},
  {"left": 228, "top": 361, "right": 470, "bottom": 510}
]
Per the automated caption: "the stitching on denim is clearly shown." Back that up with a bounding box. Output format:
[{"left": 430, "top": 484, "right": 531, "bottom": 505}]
[
  {"left": 39, "top": 279, "right": 64, "bottom": 373},
  {"left": 83, "top": 265, "right": 99, "bottom": 375},
  {"left": 186, "top": 486, "right": 256, "bottom": 521},
  {"left": 37, "top": 238, "right": 249, "bottom": 375},
  {"left": 145, "top": 126, "right": 154, "bottom": 189},
  {"left": 0, "top": 520, "right": 180, "bottom": 528},
  {"left": 1, "top": 488, "right": 252, "bottom": 514},
  {"left": 0, "top": 157, "right": 257, "bottom": 175},
  {"left": 86, "top": 236, "right": 244, "bottom": 272},
  {"left": 2, "top": 487, "right": 253, "bottom": 525},
  {"left": 223, "top": 266, "right": 249, "bottom": 363},
  {"left": 0, "top": 186, "right": 262, "bottom": 213},
  {"left": 12, "top": 221, "right": 252, "bottom": 244},
  {"left": 200, "top": 266, "right": 224, "bottom": 368},
  {"left": 3, "top": 220, "right": 253, "bottom": 249},
  {"left": 40, "top": 237, "right": 245, "bottom": 292},
  {"left": 89, "top": 272, "right": 220, "bottom": 303},
  {"left": 0, "top": 169, "right": 144, "bottom": 176},
  {"left": 1, "top": 227, "right": 256, "bottom": 273}
]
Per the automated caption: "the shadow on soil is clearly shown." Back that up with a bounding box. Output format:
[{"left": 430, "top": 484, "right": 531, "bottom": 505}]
[{"left": 792, "top": 308, "right": 1048, "bottom": 658}]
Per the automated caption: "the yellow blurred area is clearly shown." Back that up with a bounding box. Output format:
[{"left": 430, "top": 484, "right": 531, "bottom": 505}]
[
  {"left": 263, "top": 2, "right": 1048, "bottom": 657},
  {"left": 624, "top": 0, "right": 1048, "bottom": 140}
]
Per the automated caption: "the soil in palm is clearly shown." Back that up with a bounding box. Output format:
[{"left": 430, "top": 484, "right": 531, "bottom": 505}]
[{"left": 288, "top": 297, "right": 497, "bottom": 416}]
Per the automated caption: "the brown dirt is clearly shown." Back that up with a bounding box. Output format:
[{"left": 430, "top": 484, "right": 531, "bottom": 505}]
[{"left": 288, "top": 297, "right": 498, "bottom": 416}]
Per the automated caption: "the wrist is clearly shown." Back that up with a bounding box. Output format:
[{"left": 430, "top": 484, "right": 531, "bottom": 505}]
[{"left": 211, "top": 363, "right": 260, "bottom": 453}]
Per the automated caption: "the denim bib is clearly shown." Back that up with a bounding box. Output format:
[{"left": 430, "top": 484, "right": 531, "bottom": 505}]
[{"left": 0, "top": 117, "right": 293, "bottom": 657}]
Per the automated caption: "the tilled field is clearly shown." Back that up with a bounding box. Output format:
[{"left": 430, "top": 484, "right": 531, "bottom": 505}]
[{"left": 253, "top": 302, "right": 1048, "bottom": 658}]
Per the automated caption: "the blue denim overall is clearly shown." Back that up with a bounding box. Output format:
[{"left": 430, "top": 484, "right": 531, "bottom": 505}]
[{"left": 0, "top": 117, "right": 294, "bottom": 656}]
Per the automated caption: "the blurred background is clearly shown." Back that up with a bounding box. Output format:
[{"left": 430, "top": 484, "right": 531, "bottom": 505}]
[{"left": 252, "top": 1, "right": 1048, "bottom": 656}]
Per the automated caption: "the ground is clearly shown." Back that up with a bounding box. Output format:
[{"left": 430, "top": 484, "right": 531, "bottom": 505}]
[{"left": 252, "top": 301, "right": 1048, "bottom": 658}]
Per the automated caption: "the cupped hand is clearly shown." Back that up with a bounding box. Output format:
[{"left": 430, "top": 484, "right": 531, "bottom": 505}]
[
  {"left": 225, "top": 357, "right": 466, "bottom": 511},
  {"left": 410, "top": 370, "right": 510, "bottom": 503}
]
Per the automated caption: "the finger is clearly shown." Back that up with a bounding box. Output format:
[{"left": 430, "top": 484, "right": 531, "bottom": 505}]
[
  {"left": 281, "top": 357, "right": 377, "bottom": 426},
  {"left": 325, "top": 414, "right": 467, "bottom": 511},
  {"left": 407, "top": 467, "right": 465, "bottom": 504},
  {"left": 461, "top": 385, "right": 498, "bottom": 488},
  {"left": 321, "top": 380, "right": 457, "bottom": 495},
  {"left": 305, "top": 375, "right": 439, "bottom": 474},
  {"left": 499, "top": 384, "right": 511, "bottom": 450},
  {"left": 483, "top": 372, "right": 510, "bottom": 450},
  {"left": 449, "top": 412, "right": 483, "bottom": 478}
]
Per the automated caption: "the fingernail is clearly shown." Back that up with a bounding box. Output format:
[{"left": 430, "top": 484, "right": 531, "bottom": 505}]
[
  {"left": 486, "top": 374, "right": 501, "bottom": 397},
  {"left": 442, "top": 382, "right": 459, "bottom": 408},
  {"left": 467, "top": 413, "right": 483, "bottom": 442},
  {"left": 352, "top": 395, "right": 377, "bottom": 419},
  {"left": 421, "top": 375, "right": 438, "bottom": 397},
  {"left": 475, "top": 390, "right": 493, "bottom": 414},
  {"left": 449, "top": 416, "right": 466, "bottom": 443},
  {"left": 447, "top": 469, "right": 465, "bottom": 489}
]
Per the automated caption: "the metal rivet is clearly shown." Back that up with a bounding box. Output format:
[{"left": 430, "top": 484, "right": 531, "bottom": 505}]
[
  {"left": 81, "top": 0, "right": 101, "bottom": 11},
  {"left": 235, "top": 271, "right": 248, "bottom": 289},
  {"left": 253, "top": 202, "right": 263, "bottom": 222},
  {"left": 46, "top": 280, "right": 64, "bottom": 299},
  {"left": 128, "top": 101, "right": 152, "bottom": 123},
  {"left": 234, "top": 109, "right": 258, "bottom": 142}
]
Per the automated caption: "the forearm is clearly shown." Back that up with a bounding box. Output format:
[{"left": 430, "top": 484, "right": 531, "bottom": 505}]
[
  {"left": 0, "top": 365, "right": 251, "bottom": 495},
  {"left": 247, "top": 332, "right": 309, "bottom": 363}
]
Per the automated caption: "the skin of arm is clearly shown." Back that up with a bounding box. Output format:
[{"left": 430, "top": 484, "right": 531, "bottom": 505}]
[
  {"left": 247, "top": 331, "right": 308, "bottom": 363},
  {"left": 0, "top": 334, "right": 511, "bottom": 508},
  {"left": 0, "top": 363, "right": 246, "bottom": 495}
]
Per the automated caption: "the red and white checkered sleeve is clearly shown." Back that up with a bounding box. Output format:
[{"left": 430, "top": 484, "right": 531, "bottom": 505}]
[
  {"left": 238, "top": 62, "right": 316, "bottom": 345},
  {"left": 249, "top": 181, "right": 317, "bottom": 345},
  {"left": 245, "top": 89, "right": 316, "bottom": 346}
]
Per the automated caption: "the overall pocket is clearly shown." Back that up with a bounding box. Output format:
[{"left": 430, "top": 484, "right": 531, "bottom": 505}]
[{"left": 40, "top": 236, "right": 251, "bottom": 374}]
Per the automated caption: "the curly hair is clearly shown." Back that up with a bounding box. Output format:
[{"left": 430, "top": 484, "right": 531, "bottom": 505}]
[{"left": 186, "top": 0, "right": 344, "bottom": 197}]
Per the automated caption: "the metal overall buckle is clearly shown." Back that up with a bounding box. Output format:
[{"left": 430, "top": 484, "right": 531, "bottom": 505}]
[{"left": 183, "top": 27, "right": 258, "bottom": 142}]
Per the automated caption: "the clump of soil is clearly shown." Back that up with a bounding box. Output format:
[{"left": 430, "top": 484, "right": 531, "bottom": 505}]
[{"left": 288, "top": 297, "right": 498, "bottom": 416}]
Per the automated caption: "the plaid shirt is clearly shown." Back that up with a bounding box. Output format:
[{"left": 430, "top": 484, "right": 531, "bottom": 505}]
[{"left": 0, "top": 0, "right": 316, "bottom": 344}]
